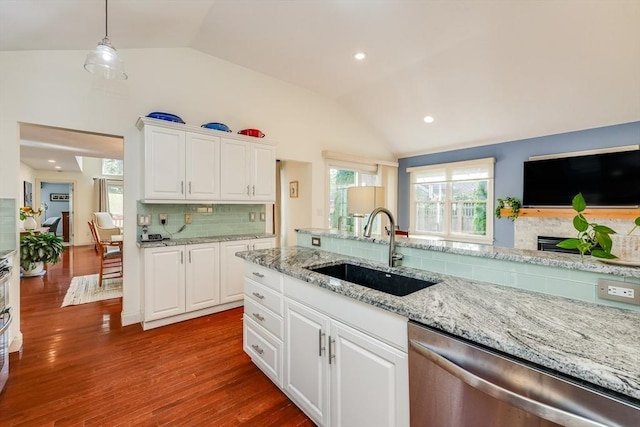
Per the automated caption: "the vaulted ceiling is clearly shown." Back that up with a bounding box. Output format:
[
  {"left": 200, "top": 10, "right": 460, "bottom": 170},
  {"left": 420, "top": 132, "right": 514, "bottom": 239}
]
[{"left": 2, "top": 0, "right": 639, "bottom": 162}]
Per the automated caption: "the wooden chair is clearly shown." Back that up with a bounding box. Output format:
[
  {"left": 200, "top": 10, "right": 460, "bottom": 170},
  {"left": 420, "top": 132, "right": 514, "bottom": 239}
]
[{"left": 88, "top": 221, "right": 123, "bottom": 286}]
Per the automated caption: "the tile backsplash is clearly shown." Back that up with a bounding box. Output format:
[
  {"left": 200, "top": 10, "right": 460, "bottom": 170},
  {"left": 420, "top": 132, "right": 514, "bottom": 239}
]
[
  {"left": 0, "top": 198, "right": 16, "bottom": 251},
  {"left": 136, "top": 202, "right": 267, "bottom": 240}
]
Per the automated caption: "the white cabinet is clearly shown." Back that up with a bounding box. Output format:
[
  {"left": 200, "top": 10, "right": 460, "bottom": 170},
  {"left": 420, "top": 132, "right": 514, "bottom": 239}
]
[
  {"left": 243, "top": 263, "right": 284, "bottom": 386},
  {"left": 143, "top": 123, "right": 220, "bottom": 201},
  {"left": 144, "top": 246, "right": 185, "bottom": 321},
  {"left": 144, "top": 243, "right": 220, "bottom": 322},
  {"left": 220, "top": 138, "right": 275, "bottom": 201},
  {"left": 220, "top": 238, "right": 275, "bottom": 304},
  {"left": 243, "top": 265, "right": 410, "bottom": 427},
  {"left": 284, "top": 299, "right": 331, "bottom": 426},
  {"left": 330, "top": 320, "right": 408, "bottom": 427}
]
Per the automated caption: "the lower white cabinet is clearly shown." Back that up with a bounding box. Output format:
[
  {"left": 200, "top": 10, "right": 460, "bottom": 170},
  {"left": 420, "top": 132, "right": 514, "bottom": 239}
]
[
  {"left": 220, "top": 238, "right": 275, "bottom": 304},
  {"left": 244, "top": 261, "right": 409, "bottom": 427},
  {"left": 144, "top": 243, "right": 220, "bottom": 322}
]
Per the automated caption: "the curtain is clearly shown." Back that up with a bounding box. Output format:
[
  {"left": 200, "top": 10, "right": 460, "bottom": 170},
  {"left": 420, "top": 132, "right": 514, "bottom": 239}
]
[{"left": 94, "top": 178, "right": 108, "bottom": 212}]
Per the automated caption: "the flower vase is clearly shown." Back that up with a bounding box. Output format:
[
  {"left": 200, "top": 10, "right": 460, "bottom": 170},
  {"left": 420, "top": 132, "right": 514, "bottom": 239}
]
[{"left": 24, "top": 216, "right": 37, "bottom": 230}]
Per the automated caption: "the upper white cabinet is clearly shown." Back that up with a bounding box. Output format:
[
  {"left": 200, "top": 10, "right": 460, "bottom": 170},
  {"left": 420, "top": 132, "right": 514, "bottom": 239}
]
[
  {"left": 220, "top": 138, "right": 276, "bottom": 201},
  {"left": 138, "top": 118, "right": 276, "bottom": 203},
  {"left": 142, "top": 123, "right": 220, "bottom": 200}
]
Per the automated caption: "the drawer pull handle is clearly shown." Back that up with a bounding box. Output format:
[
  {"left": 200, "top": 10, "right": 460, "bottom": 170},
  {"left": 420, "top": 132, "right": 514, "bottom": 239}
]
[
  {"left": 251, "top": 344, "right": 264, "bottom": 355},
  {"left": 252, "top": 292, "right": 265, "bottom": 300},
  {"left": 253, "top": 313, "right": 265, "bottom": 322},
  {"left": 252, "top": 272, "right": 265, "bottom": 278}
]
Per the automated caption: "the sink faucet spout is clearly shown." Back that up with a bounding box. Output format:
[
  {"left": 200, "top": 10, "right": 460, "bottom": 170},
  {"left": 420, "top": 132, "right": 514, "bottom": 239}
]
[{"left": 363, "top": 207, "right": 403, "bottom": 268}]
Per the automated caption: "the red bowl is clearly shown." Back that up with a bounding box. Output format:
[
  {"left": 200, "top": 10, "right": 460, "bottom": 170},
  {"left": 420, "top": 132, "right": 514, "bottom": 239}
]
[{"left": 238, "top": 128, "right": 265, "bottom": 138}]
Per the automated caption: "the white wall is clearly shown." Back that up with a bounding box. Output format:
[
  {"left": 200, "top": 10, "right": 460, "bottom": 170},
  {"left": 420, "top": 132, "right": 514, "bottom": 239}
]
[
  {"left": 281, "top": 161, "right": 313, "bottom": 246},
  {"left": 0, "top": 48, "right": 396, "bottom": 340}
]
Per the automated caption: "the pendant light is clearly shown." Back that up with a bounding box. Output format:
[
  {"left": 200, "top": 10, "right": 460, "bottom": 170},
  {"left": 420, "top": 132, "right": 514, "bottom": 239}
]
[{"left": 84, "top": 0, "right": 127, "bottom": 80}]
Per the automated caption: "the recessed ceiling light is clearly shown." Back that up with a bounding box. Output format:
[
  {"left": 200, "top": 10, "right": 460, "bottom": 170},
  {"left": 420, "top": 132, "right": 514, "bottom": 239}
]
[
  {"left": 48, "top": 159, "right": 56, "bottom": 163},
  {"left": 54, "top": 166, "right": 62, "bottom": 169},
  {"left": 353, "top": 52, "right": 366, "bottom": 61},
  {"left": 423, "top": 115, "right": 435, "bottom": 124}
]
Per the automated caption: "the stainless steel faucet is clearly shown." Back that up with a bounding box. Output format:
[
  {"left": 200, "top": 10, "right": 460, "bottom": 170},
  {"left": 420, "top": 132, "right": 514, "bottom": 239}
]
[{"left": 363, "top": 207, "right": 403, "bottom": 268}]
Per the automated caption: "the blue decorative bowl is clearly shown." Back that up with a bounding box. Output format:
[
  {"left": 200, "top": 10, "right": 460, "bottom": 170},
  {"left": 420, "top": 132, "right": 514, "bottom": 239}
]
[
  {"left": 146, "top": 112, "right": 185, "bottom": 124},
  {"left": 201, "top": 122, "right": 232, "bottom": 132}
]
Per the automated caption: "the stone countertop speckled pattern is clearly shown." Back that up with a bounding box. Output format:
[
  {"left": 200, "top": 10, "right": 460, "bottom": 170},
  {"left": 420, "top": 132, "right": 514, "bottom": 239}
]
[
  {"left": 297, "top": 229, "right": 640, "bottom": 278},
  {"left": 237, "top": 246, "right": 640, "bottom": 403},
  {"left": 137, "top": 233, "right": 277, "bottom": 248}
]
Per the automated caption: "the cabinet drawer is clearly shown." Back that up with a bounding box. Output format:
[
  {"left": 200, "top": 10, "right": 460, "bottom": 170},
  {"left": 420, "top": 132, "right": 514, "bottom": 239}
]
[
  {"left": 245, "top": 279, "right": 283, "bottom": 316},
  {"left": 245, "top": 297, "right": 283, "bottom": 339},
  {"left": 244, "top": 263, "right": 282, "bottom": 292},
  {"left": 244, "top": 315, "right": 282, "bottom": 387}
]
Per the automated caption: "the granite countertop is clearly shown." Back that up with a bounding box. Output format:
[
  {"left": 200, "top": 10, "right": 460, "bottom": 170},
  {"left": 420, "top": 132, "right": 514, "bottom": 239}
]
[
  {"left": 137, "top": 233, "right": 277, "bottom": 248},
  {"left": 297, "top": 228, "right": 640, "bottom": 278},
  {"left": 237, "top": 246, "right": 640, "bottom": 403}
]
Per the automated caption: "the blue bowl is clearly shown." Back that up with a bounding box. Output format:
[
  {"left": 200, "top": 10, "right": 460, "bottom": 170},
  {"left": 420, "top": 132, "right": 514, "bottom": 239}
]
[
  {"left": 146, "top": 112, "right": 185, "bottom": 124},
  {"left": 202, "top": 122, "right": 231, "bottom": 132}
]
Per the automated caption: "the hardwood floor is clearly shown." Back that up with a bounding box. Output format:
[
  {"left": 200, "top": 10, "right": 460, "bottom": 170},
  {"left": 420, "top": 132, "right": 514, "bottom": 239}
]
[{"left": 1, "top": 245, "right": 313, "bottom": 426}]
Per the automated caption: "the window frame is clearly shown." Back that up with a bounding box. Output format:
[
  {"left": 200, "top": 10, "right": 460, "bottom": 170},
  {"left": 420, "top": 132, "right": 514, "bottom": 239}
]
[{"left": 407, "top": 157, "right": 495, "bottom": 244}]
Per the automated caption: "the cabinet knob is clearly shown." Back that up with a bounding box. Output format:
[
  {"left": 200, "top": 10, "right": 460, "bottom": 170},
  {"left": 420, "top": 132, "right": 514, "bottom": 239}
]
[
  {"left": 181, "top": 181, "right": 184, "bottom": 194},
  {"left": 251, "top": 344, "right": 264, "bottom": 355},
  {"left": 252, "top": 185, "right": 255, "bottom": 196},
  {"left": 247, "top": 185, "right": 250, "bottom": 196},
  {"left": 252, "top": 313, "right": 265, "bottom": 322},
  {"left": 252, "top": 272, "right": 265, "bottom": 278},
  {"left": 189, "top": 181, "right": 192, "bottom": 194},
  {"left": 328, "top": 337, "right": 336, "bottom": 364},
  {"left": 319, "top": 330, "right": 326, "bottom": 357},
  {"left": 252, "top": 292, "right": 265, "bottom": 300}
]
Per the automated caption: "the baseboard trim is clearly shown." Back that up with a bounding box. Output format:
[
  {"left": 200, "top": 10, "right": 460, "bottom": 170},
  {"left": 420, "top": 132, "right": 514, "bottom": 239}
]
[{"left": 142, "top": 301, "right": 244, "bottom": 330}]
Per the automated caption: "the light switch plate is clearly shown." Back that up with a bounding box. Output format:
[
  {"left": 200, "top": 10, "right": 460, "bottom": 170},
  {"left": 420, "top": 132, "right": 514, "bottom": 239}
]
[
  {"left": 311, "top": 237, "right": 321, "bottom": 247},
  {"left": 260, "top": 212, "right": 266, "bottom": 221},
  {"left": 249, "top": 212, "right": 256, "bottom": 222},
  {"left": 137, "top": 214, "right": 151, "bottom": 226}
]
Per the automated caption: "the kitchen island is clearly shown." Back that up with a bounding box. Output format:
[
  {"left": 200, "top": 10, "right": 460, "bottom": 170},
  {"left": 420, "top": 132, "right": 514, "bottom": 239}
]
[{"left": 237, "top": 245, "right": 640, "bottom": 404}]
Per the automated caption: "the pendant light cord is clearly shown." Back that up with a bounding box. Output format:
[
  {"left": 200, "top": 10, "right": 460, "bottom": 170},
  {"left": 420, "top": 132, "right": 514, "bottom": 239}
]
[{"left": 105, "top": 0, "right": 109, "bottom": 38}]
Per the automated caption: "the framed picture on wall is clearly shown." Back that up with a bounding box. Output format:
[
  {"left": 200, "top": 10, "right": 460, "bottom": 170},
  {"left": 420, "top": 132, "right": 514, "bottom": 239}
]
[
  {"left": 50, "top": 193, "right": 69, "bottom": 201},
  {"left": 289, "top": 181, "right": 299, "bottom": 198}
]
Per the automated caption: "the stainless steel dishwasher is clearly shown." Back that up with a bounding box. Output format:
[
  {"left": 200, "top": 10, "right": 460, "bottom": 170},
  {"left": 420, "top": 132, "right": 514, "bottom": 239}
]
[{"left": 408, "top": 321, "right": 639, "bottom": 427}]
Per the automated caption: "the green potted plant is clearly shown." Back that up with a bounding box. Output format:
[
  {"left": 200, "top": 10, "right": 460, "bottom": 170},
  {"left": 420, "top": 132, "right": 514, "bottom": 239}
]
[
  {"left": 495, "top": 197, "right": 521, "bottom": 221},
  {"left": 556, "top": 193, "right": 617, "bottom": 261},
  {"left": 20, "top": 231, "right": 65, "bottom": 276}
]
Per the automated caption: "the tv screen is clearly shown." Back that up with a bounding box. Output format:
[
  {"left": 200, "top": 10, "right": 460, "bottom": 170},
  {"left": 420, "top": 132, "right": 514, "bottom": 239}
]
[{"left": 523, "top": 149, "right": 640, "bottom": 207}]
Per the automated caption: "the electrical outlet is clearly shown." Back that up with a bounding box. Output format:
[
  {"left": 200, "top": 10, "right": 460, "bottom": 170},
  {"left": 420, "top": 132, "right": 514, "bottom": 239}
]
[
  {"left": 185, "top": 213, "right": 192, "bottom": 224},
  {"left": 137, "top": 214, "right": 151, "bottom": 226},
  {"left": 311, "top": 237, "right": 321, "bottom": 247},
  {"left": 249, "top": 212, "right": 256, "bottom": 222},
  {"left": 159, "top": 213, "right": 168, "bottom": 225},
  {"left": 260, "top": 212, "right": 266, "bottom": 221},
  {"left": 597, "top": 279, "right": 640, "bottom": 305}
]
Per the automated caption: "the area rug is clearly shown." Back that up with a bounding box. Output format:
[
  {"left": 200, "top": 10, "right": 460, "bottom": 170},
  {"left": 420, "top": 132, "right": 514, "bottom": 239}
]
[{"left": 62, "top": 274, "right": 122, "bottom": 307}]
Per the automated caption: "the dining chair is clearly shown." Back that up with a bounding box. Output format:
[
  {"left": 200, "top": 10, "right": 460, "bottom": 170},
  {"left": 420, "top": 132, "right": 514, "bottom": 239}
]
[{"left": 88, "top": 221, "right": 123, "bottom": 286}]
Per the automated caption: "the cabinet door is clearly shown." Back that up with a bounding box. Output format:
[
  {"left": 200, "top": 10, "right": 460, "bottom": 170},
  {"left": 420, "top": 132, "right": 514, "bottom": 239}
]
[
  {"left": 220, "top": 139, "right": 251, "bottom": 200},
  {"left": 144, "top": 126, "right": 186, "bottom": 199},
  {"left": 185, "top": 243, "right": 220, "bottom": 312},
  {"left": 220, "top": 240, "right": 250, "bottom": 303},
  {"left": 250, "top": 143, "right": 276, "bottom": 201},
  {"left": 144, "top": 246, "right": 186, "bottom": 321},
  {"left": 186, "top": 133, "right": 220, "bottom": 200},
  {"left": 251, "top": 237, "right": 276, "bottom": 251},
  {"left": 284, "top": 299, "right": 331, "bottom": 427},
  {"left": 330, "top": 320, "right": 409, "bottom": 427}
]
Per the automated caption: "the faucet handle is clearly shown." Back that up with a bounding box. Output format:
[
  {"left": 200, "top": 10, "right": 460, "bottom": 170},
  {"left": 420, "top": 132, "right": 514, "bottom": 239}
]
[{"left": 391, "top": 252, "right": 403, "bottom": 268}]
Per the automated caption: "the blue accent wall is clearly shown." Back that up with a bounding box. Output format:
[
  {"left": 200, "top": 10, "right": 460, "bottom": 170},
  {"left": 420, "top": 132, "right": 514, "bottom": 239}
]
[{"left": 397, "top": 121, "right": 640, "bottom": 247}]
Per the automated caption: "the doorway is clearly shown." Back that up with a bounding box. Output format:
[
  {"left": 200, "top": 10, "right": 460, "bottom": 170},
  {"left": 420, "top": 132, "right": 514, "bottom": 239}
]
[{"left": 38, "top": 181, "right": 74, "bottom": 245}]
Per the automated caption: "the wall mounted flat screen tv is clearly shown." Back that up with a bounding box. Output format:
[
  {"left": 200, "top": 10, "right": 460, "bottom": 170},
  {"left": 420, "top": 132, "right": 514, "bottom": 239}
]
[{"left": 523, "top": 149, "right": 640, "bottom": 207}]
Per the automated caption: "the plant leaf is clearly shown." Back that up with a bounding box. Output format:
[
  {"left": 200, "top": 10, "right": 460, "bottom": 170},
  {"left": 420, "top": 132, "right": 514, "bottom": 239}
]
[
  {"left": 594, "top": 231, "right": 613, "bottom": 252},
  {"left": 573, "top": 214, "right": 588, "bottom": 232},
  {"left": 556, "top": 239, "right": 579, "bottom": 249},
  {"left": 591, "top": 249, "right": 617, "bottom": 259},
  {"left": 593, "top": 225, "right": 616, "bottom": 234},
  {"left": 572, "top": 193, "right": 586, "bottom": 212}
]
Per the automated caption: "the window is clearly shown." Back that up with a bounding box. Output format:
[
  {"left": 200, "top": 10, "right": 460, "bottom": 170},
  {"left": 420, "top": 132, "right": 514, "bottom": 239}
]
[
  {"left": 102, "top": 159, "right": 123, "bottom": 176},
  {"left": 106, "top": 180, "right": 124, "bottom": 228},
  {"left": 408, "top": 158, "right": 494, "bottom": 243},
  {"left": 327, "top": 163, "right": 379, "bottom": 232}
]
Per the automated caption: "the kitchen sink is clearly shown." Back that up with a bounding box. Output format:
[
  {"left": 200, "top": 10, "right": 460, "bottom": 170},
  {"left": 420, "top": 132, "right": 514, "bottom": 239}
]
[{"left": 308, "top": 263, "right": 439, "bottom": 297}]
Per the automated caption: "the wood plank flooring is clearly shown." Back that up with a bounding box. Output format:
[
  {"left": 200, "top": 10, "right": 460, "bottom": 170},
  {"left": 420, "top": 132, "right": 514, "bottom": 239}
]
[{"left": 0, "top": 245, "right": 313, "bottom": 426}]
